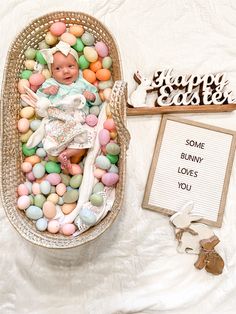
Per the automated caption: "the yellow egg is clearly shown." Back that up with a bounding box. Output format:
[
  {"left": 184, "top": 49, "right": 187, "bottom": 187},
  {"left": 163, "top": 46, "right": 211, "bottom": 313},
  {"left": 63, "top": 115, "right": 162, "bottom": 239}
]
[
  {"left": 110, "top": 131, "right": 117, "bottom": 140},
  {"left": 20, "top": 106, "right": 35, "bottom": 119},
  {"left": 45, "top": 32, "right": 58, "bottom": 46},
  {"left": 61, "top": 203, "right": 76, "bottom": 214},
  {"left": 47, "top": 193, "right": 59, "bottom": 204},
  {"left": 25, "top": 155, "right": 41, "bottom": 166},
  {"left": 18, "top": 79, "right": 30, "bottom": 94},
  {"left": 42, "top": 69, "right": 51, "bottom": 80},
  {"left": 24, "top": 60, "right": 36, "bottom": 70},
  {"left": 83, "top": 47, "right": 98, "bottom": 62},
  {"left": 20, "top": 129, "right": 33, "bottom": 143}
]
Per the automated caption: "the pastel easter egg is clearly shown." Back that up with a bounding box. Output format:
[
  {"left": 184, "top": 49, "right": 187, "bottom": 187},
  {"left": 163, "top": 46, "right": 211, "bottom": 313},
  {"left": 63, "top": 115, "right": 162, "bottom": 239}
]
[
  {"left": 47, "top": 193, "right": 59, "bottom": 205},
  {"left": 36, "top": 217, "right": 48, "bottom": 231},
  {"left": 17, "top": 195, "right": 31, "bottom": 210},
  {"left": 18, "top": 118, "right": 30, "bottom": 133},
  {"left": 72, "top": 38, "right": 84, "bottom": 52},
  {"left": 89, "top": 105, "right": 100, "bottom": 116},
  {"left": 40, "top": 180, "right": 51, "bottom": 195},
  {"left": 26, "top": 206, "right": 43, "bottom": 220},
  {"left": 61, "top": 223, "right": 76, "bottom": 236},
  {"left": 24, "top": 48, "right": 36, "bottom": 60},
  {"left": 90, "top": 193, "right": 104, "bottom": 207},
  {"left": 26, "top": 171, "right": 35, "bottom": 182},
  {"left": 20, "top": 70, "right": 32, "bottom": 80},
  {"left": 60, "top": 173, "right": 71, "bottom": 186},
  {"left": 102, "top": 56, "right": 113, "bottom": 69},
  {"left": 24, "top": 60, "right": 36, "bottom": 70},
  {"left": 32, "top": 182, "right": 41, "bottom": 195},
  {"left": 108, "top": 164, "right": 119, "bottom": 174},
  {"left": 56, "top": 183, "right": 67, "bottom": 196},
  {"left": 45, "top": 161, "right": 61, "bottom": 174},
  {"left": 103, "top": 118, "right": 116, "bottom": 131},
  {"left": 20, "top": 106, "right": 35, "bottom": 119},
  {"left": 34, "top": 194, "right": 46, "bottom": 208},
  {"left": 45, "top": 32, "right": 58, "bottom": 46},
  {"left": 69, "top": 174, "right": 83, "bottom": 189},
  {"left": 94, "top": 168, "right": 106, "bottom": 179},
  {"left": 92, "top": 182, "right": 104, "bottom": 194},
  {"left": 89, "top": 60, "right": 102, "bottom": 72},
  {"left": 106, "top": 143, "right": 120, "bottom": 155},
  {"left": 18, "top": 79, "right": 30, "bottom": 94},
  {"left": 69, "top": 25, "right": 84, "bottom": 37},
  {"left": 95, "top": 155, "right": 111, "bottom": 170},
  {"left": 36, "top": 51, "right": 47, "bottom": 64},
  {"left": 60, "top": 32, "right": 77, "bottom": 46},
  {"left": 32, "top": 163, "right": 45, "bottom": 179},
  {"left": 29, "top": 73, "right": 45, "bottom": 86},
  {"left": 96, "top": 69, "right": 111, "bottom": 81},
  {"left": 107, "top": 154, "right": 119, "bottom": 164},
  {"left": 22, "top": 144, "right": 36, "bottom": 157},
  {"left": 36, "top": 148, "right": 47, "bottom": 158},
  {"left": 25, "top": 181, "right": 32, "bottom": 193},
  {"left": 43, "top": 201, "right": 56, "bottom": 219},
  {"left": 102, "top": 172, "right": 119, "bottom": 186},
  {"left": 47, "top": 220, "right": 60, "bottom": 234},
  {"left": 63, "top": 190, "right": 79, "bottom": 203},
  {"left": 39, "top": 40, "right": 49, "bottom": 49},
  {"left": 83, "top": 47, "right": 98, "bottom": 63},
  {"left": 95, "top": 41, "right": 109, "bottom": 57},
  {"left": 30, "top": 119, "right": 41, "bottom": 131},
  {"left": 85, "top": 114, "right": 98, "bottom": 127},
  {"left": 50, "top": 22, "right": 66, "bottom": 36},
  {"left": 103, "top": 88, "right": 112, "bottom": 101},
  {"left": 69, "top": 164, "right": 82, "bottom": 175},
  {"left": 110, "top": 131, "right": 117, "bottom": 140},
  {"left": 25, "top": 155, "right": 41, "bottom": 166},
  {"left": 18, "top": 183, "right": 29, "bottom": 196},
  {"left": 82, "top": 69, "right": 96, "bottom": 84},
  {"left": 42, "top": 69, "right": 51, "bottom": 80},
  {"left": 46, "top": 173, "right": 61, "bottom": 185},
  {"left": 98, "top": 79, "right": 113, "bottom": 90},
  {"left": 98, "top": 129, "right": 110, "bottom": 146},
  {"left": 81, "top": 32, "right": 95, "bottom": 46},
  {"left": 58, "top": 197, "right": 64, "bottom": 205},
  {"left": 61, "top": 203, "right": 76, "bottom": 214},
  {"left": 78, "top": 55, "right": 90, "bottom": 70},
  {"left": 79, "top": 207, "right": 96, "bottom": 225},
  {"left": 50, "top": 186, "right": 56, "bottom": 194}
]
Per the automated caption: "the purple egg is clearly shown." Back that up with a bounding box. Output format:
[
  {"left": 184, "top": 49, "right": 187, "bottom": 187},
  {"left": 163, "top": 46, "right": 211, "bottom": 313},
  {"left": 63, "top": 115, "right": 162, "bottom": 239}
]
[
  {"left": 85, "top": 114, "right": 98, "bottom": 127},
  {"left": 46, "top": 173, "right": 61, "bottom": 186},
  {"left": 99, "top": 129, "right": 110, "bottom": 146},
  {"left": 101, "top": 172, "right": 119, "bottom": 186},
  {"left": 95, "top": 41, "right": 109, "bottom": 57}
]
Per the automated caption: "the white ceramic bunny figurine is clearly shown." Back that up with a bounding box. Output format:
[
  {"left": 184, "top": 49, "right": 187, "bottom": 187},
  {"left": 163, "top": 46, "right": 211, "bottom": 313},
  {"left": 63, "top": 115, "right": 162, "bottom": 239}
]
[
  {"left": 170, "top": 201, "right": 215, "bottom": 254},
  {"left": 129, "top": 70, "right": 153, "bottom": 107}
]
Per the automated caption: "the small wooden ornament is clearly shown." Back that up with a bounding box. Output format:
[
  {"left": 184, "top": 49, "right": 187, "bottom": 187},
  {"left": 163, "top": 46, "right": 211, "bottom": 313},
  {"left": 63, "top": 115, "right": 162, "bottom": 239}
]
[{"left": 194, "top": 235, "right": 224, "bottom": 275}]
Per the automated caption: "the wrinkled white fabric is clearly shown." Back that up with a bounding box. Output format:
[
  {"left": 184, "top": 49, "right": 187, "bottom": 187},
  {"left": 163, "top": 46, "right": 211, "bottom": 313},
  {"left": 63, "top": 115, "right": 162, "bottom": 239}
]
[{"left": 1, "top": 1, "right": 236, "bottom": 314}]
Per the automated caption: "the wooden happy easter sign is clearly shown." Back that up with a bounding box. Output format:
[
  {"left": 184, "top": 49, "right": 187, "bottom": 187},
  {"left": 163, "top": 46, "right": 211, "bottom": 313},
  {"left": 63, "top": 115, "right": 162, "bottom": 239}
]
[{"left": 142, "top": 116, "right": 236, "bottom": 227}]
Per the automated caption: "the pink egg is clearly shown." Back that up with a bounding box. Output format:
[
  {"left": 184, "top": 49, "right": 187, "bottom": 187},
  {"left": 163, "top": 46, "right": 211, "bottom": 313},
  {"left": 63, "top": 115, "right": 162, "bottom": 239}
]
[
  {"left": 47, "top": 220, "right": 60, "bottom": 233},
  {"left": 50, "top": 22, "right": 66, "bottom": 36},
  {"left": 29, "top": 73, "right": 45, "bottom": 86},
  {"left": 18, "top": 79, "right": 30, "bottom": 94},
  {"left": 95, "top": 41, "right": 109, "bottom": 57},
  {"left": 62, "top": 223, "right": 76, "bottom": 236},
  {"left": 103, "top": 118, "right": 116, "bottom": 131},
  {"left": 85, "top": 114, "right": 98, "bottom": 127},
  {"left": 32, "top": 182, "right": 41, "bottom": 195},
  {"left": 17, "top": 183, "right": 29, "bottom": 196},
  {"left": 94, "top": 168, "right": 106, "bottom": 179},
  {"left": 26, "top": 171, "right": 36, "bottom": 182},
  {"left": 60, "top": 33, "right": 77, "bottom": 46},
  {"left": 101, "top": 172, "right": 119, "bottom": 186},
  {"left": 56, "top": 183, "right": 66, "bottom": 196},
  {"left": 98, "top": 129, "right": 110, "bottom": 146},
  {"left": 69, "top": 164, "right": 82, "bottom": 175},
  {"left": 17, "top": 195, "right": 31, "bottom": 210},
  {"left": 18, "top": 118, "right": 30, "bottom": 133},
  {"left": 46, "top": 173, "right": 61, "bottom": 186},
  {"left": 43, "top": 201, "right": 56, "bottom": 219},
  {"left": 21, "top": 162, "right": 32, "bottom": 173}
]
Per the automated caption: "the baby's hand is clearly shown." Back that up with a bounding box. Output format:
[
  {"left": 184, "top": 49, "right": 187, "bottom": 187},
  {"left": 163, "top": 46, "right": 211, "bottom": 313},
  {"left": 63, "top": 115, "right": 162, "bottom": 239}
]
[
  {"left": 43, "top": 85, "right": 59, "bottom": 95},
  {"left": 83, "top": 90, "right": 96, "bottom": 102}
]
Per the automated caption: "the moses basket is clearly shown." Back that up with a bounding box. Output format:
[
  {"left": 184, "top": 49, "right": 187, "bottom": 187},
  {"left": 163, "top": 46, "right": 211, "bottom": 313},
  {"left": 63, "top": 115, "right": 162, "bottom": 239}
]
[{"left": 0, "top": 12, "right": 130, "bottom": 248}]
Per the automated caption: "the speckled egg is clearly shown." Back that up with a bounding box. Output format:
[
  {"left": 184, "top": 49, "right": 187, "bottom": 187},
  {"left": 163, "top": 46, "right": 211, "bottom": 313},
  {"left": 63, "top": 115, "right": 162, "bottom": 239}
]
[
  {"left": 83, "top": 47, "right": 98, "bottom": 63},
  {"left": 95, "top": 41, "right": 109, "bottom": 57},
  {"left": 90, "top": 193, "right": 104, "bottom": 207},
  {"left": 95, "top": 155, "right": 111, "bottom": 170},
  {"left": 99, "top": 129, "right": 110, "bottom": 146},
  {"left": 61, "top": 223, "right": 76, "bottom": 236},
  {"left": 17, "top": 183, "right": 29, "bottom": 196},
  {"left": 18, "top": 118, "right": 30, "bottom": 133},
  {"left": 92, "top": 182, "right": 105, "bottom": 194},
  {"left": 46, "top": 173, "right": 61, "bottom": 185},
  {"left": 32, "top": 163, "right": 45, "bottom": 179},
  {"left": 26, "top": 205, "right": 43, "bottom": 220},
  {"left": 47, "top": 220, "right": 60, "bottom": 234},
  {"left": 18, "top": 79, "right": 30, "bottom": 94},
  {"left": 102, "top": 56, "right": 113, "bottom": 69},
  {"left": 30, "top": 119, "right": 41, "bottom": 131},
  {"left": 34, "top": 194, "right": 46, "bottom": 208},
  {"left": 106, "top": 143, "right": 120, "bottom": 155},
  {"left": 101, "top": 172, "right": 119, "bottom": 186},
  {"left": 79, "top": 207, "right": 96, "bottom": 225},
  {"left": 47, "top": 193, "right": 59, "bottom": 205},
  {"left": 50, "top": 22, "right": 66, "bottom": 36},
  {"left": 29, "top": 73, "right": 45, "bottom": 86},
  {"left": 20, "top": 106, "right": 35, "bottom": 119},
  {"left": 69, "top": 25, "right": 84, "bottom": 37},
  {"left": 63, "top": 189, "right": 79, "bottom": 203},
  {"left": 94, "top": 168, "right": 106, "bottom": 179},
  {"left": 40, "top": 180, "right": 51, "bottom": 195},
  {"left": 60, "top": 32, "right": 77, "bottom": 46},
  {"left": 103, "top": 118, "right": 116, "bottom": 131},
  {"left": 36, "top": 217, "right": 48, "bottom": 231},
  {"left": 69, "top": 164, "right": 82, "bottom": 176},
  {"left": 17, "top": 195, "right": 31, "bottom": 210},
  {"left": 69, "top": 174, "right": 83, "bottom": 189},
  {"left": 85, "top": 114, "right": 98, "bottom": 127},
  {"left": 81, "top": 32, "right": 95, "bottom": 46},
  {"left": 43, "top": 201, "right": 56, "bottom": 219},
  {"left": 61, "top": 203, "right": 76, "bottom": 214},
  {"left": 45, "top": 32, "right": 58, "bottom": 46}
]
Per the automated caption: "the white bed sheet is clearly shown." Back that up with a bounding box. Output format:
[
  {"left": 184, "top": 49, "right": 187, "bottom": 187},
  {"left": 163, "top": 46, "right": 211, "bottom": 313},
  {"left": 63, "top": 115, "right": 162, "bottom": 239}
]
[{"left": 1, "top": 1, "right": 236, "bottom": 313}]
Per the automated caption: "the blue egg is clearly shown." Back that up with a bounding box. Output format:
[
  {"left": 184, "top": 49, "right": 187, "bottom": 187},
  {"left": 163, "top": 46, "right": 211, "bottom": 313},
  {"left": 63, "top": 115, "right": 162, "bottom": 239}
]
[
  {"left": 36, "top": 217, "right": 48, "bottom": 231},
  {"left": 26, "top": 206, "right": 43, "bottom": 220},
  {"left": 79, "top": 207, "right": 96, "bottom": 225},
  {"left": 30, "top": 119, "right": 41, "bottom": 131}
]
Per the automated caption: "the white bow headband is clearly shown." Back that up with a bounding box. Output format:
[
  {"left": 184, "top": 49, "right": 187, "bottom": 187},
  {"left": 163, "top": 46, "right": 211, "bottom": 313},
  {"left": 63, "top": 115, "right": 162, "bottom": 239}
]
[{"left": 40, "top": 41, "right": 79, "bottom": 72}]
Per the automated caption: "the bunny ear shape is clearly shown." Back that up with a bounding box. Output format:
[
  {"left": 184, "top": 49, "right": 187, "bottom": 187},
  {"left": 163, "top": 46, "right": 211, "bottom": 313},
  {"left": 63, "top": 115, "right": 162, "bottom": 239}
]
[
  {"left": 26, "top": 119, "right": 46, "bottom": 148},
  {"left": 21, "top": 94, "right": 36, "bottom": 108},
  {"left": 24, "top": 86, "right": 39, "bottom": 102},
  {"left": 180, "top": 201, "right": 194, "bottom": 215}
]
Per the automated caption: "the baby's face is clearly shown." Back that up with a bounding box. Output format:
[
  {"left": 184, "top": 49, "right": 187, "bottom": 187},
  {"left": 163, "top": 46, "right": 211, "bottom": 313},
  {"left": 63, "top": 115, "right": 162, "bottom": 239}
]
[{"left": 51, "top": 52, "right": 79, "bottom": 85}]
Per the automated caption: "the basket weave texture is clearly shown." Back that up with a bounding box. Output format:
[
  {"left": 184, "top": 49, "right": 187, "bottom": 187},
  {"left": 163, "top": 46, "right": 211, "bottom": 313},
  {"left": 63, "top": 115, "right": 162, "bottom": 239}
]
[{"left": 0, "top": 11, "right": 130, "bottom": 248}]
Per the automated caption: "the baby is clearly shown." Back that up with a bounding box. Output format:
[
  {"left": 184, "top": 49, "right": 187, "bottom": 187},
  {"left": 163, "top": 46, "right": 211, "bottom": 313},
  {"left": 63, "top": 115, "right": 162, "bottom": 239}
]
[{"left": 35, "top": 41, "right": 100, "bottom": 169}]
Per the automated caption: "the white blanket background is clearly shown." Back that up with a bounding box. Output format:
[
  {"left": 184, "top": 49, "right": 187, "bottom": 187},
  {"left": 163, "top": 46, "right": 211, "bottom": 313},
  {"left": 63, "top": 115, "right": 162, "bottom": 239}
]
[{"left": 1, "top": 1, "right": 236, "bottom": 313}]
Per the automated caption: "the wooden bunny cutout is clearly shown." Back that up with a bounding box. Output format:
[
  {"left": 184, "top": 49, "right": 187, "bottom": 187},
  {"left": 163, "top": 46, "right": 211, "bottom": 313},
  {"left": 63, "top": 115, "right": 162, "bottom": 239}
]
[
  {"left": 170, "top": 201, "right": 214, "bottom": 254},
  {"left": 128, "top": 70, "right": 153, "bottom": 107},
  {"left": 194, "top": 235, "right": 224, "bottom": 275}
]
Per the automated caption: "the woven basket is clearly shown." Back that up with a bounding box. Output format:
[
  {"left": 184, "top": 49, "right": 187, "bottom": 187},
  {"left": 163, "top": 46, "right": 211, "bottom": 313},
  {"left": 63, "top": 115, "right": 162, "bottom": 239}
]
[{"left": 0, "top": 12, "right": 130, "bottom": 248}]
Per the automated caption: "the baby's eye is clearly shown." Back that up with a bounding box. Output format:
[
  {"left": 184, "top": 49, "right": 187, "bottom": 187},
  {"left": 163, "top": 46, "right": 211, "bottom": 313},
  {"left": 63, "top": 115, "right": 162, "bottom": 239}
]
[
  {"left": 69, "top": 65, "right": 75, "bottom": 68},
  {"left": 55, "top": 67, "right": 60, "bottom": 71}
]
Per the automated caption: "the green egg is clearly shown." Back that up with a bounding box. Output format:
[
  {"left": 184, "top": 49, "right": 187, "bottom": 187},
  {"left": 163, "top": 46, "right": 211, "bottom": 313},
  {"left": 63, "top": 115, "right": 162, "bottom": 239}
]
[
  {"left": 34, "top": 194, "right": 46, "bottom": 208},
  {"left": 24, "top": 48, "right": 36, "bottom": 60},
  {"left": 20, "top": 70, "right": 32, "bottom": 80},
  {"left": 89, "top": 193, "right": 104, "bottom": 207},
  {"left": 102, "top": 56, "right": 113, "bottom": 69},
  {"left": 22, "top": 143, "right": 36, "bottom": 156},
  {"left": 72, "top": 38, "right": 84, "bottom": 52},
  {"left": 98, "top": 79, "right": 113, "bottom": 90},
  {"left": 78, "top": 55, "right": 90, "bottom": 69},
  {"left": 70, "top": 174, "right": 83, "bottom": 189},
  {"left": 36, "top": 51, "right": 47, "bottom": 64},
  {"left": 63, "top": 190, "right": 79, "bottom": 203},
  {"left": 81, "top": 32, "right": 95, "bottom": 46},
  {"left": 92, "top": 182, "right": 104, "bottom": 194},
  {"left": 106, "top": 143, "right": 120, "bottom": 155},
  {"left": 106, "top": 154, "right": 119, "bottom": 164},
  {"left": 60, "top": 173, "right": 71, "bottom": 186},
  {"left": 45, "top": 161, "right": 61, "bottom": 174},
  {"left": 38, "top": 40, "right": 49, "bottom": 50}
]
